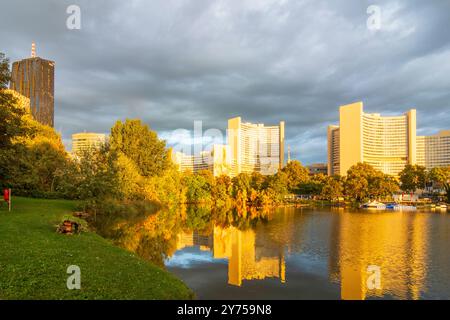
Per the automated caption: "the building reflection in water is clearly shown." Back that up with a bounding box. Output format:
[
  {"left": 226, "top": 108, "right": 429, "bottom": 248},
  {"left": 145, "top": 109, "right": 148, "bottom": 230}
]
[
  {"left": 175, "top": 226, "right": 286, "bottom": 287},
  {"left": 95, "top": 204, "right": 437, "bottom": 299},
  {"left": 175, "top": 208, "right": 431, "bottom": 297},
  {"left": 330, "top": 211, "right": 430, "bottom": 300}
]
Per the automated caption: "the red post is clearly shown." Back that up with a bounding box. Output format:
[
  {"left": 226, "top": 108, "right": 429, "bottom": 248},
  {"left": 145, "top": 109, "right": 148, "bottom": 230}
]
[{"left": 3, "top": 189, "right": 11, "bottom": 212}]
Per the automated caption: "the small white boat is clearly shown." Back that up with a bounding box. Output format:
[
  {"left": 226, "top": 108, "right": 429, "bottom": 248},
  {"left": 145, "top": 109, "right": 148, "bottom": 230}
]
[{"left": 362, "top": 201, "right": 386, "bottom": 210}]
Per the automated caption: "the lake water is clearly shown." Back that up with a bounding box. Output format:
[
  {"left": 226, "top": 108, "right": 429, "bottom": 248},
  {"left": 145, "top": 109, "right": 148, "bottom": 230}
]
[{"left": 92, "top": 206, "right": 450, "bottom": 300}]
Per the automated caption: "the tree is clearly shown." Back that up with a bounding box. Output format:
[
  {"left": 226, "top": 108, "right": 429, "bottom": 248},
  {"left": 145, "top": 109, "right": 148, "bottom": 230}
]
[
  {"left": 144, "top": 167, "right": 186, "bottom": 205},
  {"left": 232, "top": 173, "right": 252, "bottom": 197},
  {"left": 281, "top": 160, "right": 309, "bottom": 192},
  {"left": 114, "top": 152, "right": 144, "bottom": 200},
  {"left": 250, "top": 171, "right": 266, "bottom": 191},
  {"left": 110, "top": 119, "right": 170, "bottom": 177},
  {"left": 321, "top": 175, "right": 343, "bottom": 201},
  {"left": 344, "top": 163, "right": 395, "bottom": 201},
  {"left": 429, "top": 167, "right": 450, "bottom": 187},
  {"left": 212, "top": 175, "right": 233, "bottom": 204},
  {"left": 444, "top": 183, "right": 450, "bottom": 204},
  {"left": 344, "top": 163, "right": 372, "bottom": 201},
  {"left": 197, "top": 169, "right": 215, "bottom": 192},
  {"left": 266, "top": 171, "right": 289, "bottom": 204},
  {"left": 298, "top": 181, "right": 323, "bottom": 195},
  {"left": 372, "top": 174, "right": 399, "bottom": 199},
  {"left": 63, "top": 145, "right": 120, "bottom": 200},
  {"left": 0, "top": 53, "right": 30, "bottom": 187},
  {"left": 183, "top": 173, "right": 212, "bottom": 204},
  {"left": 0, "top": 52, "right": 10, "bottom": 89},
  {"left": 429, "top": 167, "right": 450, "bottom": 203},
  {"left": 399, "top": 164, "right": 427, "bottom": 192}
]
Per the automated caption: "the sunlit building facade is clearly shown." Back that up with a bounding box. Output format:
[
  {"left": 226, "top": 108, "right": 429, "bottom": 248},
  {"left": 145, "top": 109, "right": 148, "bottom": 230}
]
[
  {"left": 71, "top": 132, "right": 107, "bottom": 157},
  {"left": 417, "top": 131, "right": 450, "bottom": 169},
  {"left": 328, "top": 102, "right": 417, "bottom": 176},
  {"left": 172, "top": 144, "right": 232, "bottom": 177},
  {"left": 172, "top": 117, "right": 285, "bottom": 177},
  {"left": 9, "top": 44, "right": 55, "bottom": 127},
  {"left": 327, "top": 125, "right": 340, "bottom": 175},
  {"left": 328, "top": 102, "right": 450, "bottom": 176},
  {"left": 228, "top": 117, "right": 285, "bottom": 177}
]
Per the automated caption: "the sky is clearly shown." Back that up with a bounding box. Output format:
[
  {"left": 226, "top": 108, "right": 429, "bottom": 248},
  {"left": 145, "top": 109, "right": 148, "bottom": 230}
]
[{"left": 1, "top": 0, "right": 450, "bottom": 164}]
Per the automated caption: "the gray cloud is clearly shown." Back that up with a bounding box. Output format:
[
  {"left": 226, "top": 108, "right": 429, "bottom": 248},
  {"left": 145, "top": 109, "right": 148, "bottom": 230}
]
[{"left": 1, "top": 0, "right": 449, "bottom": 163}]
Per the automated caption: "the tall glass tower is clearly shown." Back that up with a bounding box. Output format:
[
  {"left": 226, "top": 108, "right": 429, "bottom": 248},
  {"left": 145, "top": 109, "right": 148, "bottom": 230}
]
[{"left": 9, "top": 43, "right": 55, "bottom": 127}]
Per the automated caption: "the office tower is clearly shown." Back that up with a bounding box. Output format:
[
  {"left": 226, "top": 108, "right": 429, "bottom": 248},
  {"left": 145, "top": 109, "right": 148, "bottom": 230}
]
[
  {"left": 228, "top": 117, "right": 285, "bottom": 176},
  {"left": 328, "top": 102, "right": 417, "bottom": 176},
  {"left": 172, "top": 144, "right": 232, "bottom": 177},
  {"left": 417, "top": 130, "right": 450, "bottom": 169},
  {"left": 327, "top": 125, "right": 340, "bottom": 175},
  {"left": 72, "top": 132, "right": 107, "bottom": 157},
  {"left": 9, "top": 43, "right": 55, "bottom": 127}
]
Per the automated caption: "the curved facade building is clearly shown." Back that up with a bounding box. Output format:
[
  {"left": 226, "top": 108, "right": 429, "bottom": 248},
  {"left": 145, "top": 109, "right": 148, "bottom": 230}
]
[
  {"left": 228, "top": 117, "right": 285, "bottom": 176},
  {"left": 328, "top": 102, "right": 417, "bottom": 176},
  {"left": 361, "top": 112, "right": 413, "bottom": 176}
]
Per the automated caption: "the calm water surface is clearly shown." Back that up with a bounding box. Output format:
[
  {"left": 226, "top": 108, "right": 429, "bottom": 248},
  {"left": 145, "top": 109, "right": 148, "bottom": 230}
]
[{"left": 93, "top": 206, "right": 450, "bottom": 300}]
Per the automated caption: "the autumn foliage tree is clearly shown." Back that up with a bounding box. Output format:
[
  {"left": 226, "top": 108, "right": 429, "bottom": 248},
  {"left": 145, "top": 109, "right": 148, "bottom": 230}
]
[
  {"left": 110, "top": 119, "right": 170, "bottom": 177},
  {"left": 344, "top": 163, "right": 399, "bottom": 201},
  {"left": 281, "top": 160, "right": 309, "bottom": 192},
  {"left": 399, "top": 164, "right": 427, "bottom": 192}
]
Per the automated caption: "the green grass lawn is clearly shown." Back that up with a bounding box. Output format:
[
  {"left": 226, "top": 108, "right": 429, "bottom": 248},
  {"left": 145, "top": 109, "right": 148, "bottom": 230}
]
[{"left": 0, "top": 197, "right": 194, "bottom": 300}]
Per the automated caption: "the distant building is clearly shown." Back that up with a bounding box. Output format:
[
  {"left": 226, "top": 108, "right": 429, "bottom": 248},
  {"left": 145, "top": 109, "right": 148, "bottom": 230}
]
[
  {"left": 327, "top": 125, "right": 340, "bottom": 176},
  {"left": 172, "top": 117, "right": 285, "bottom": 177},
  {"left": 72, "top": 132, "right": 107, "bottom": 157},
  {"left": 417, "top": 130, "right": 450, "bottom": 170},
  {"left": 328, "top": 102, "right": 450, "bottom": 176},
  {"left": 228, "top": 117, "right": 285, "bottom": 176},
  {"left": 172, "top": 144, "right": 232, "bottom": 177},
  {"left": 307, "top": 163, "right": 328, "bottom": 175},
  {"left": 328, "top": 102, "right": 417, "bottom": 176},
  {"left": 9, "top": 43, "right": 55, "bottom": 127}
]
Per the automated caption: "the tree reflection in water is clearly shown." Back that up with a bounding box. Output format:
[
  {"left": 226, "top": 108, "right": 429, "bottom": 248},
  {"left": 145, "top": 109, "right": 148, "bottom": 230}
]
[{"left": 89, "top": 203, "right": 273, "bottom": 268}]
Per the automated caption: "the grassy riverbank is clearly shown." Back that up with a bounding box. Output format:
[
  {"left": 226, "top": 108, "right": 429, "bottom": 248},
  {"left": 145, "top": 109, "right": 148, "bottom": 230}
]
[{"left": 0, "top": 197, "right": 193, "bottom": 300}]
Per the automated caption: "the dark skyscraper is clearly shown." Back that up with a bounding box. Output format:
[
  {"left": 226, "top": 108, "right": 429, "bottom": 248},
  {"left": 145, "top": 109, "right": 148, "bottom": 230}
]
[{"left": 9, "top": 43, "right": 55, "bottom": 127}]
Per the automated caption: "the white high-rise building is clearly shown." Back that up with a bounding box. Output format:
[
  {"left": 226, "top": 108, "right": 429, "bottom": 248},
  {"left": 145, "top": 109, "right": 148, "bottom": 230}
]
[{"left": 228, "top": 117, "right": 285, "bottom": 176}]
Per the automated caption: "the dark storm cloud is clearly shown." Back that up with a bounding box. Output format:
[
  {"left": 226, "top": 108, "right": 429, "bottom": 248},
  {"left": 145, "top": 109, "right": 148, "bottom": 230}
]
[{"left": 1, "top": 0, "right": 449, "bottom": 162}]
